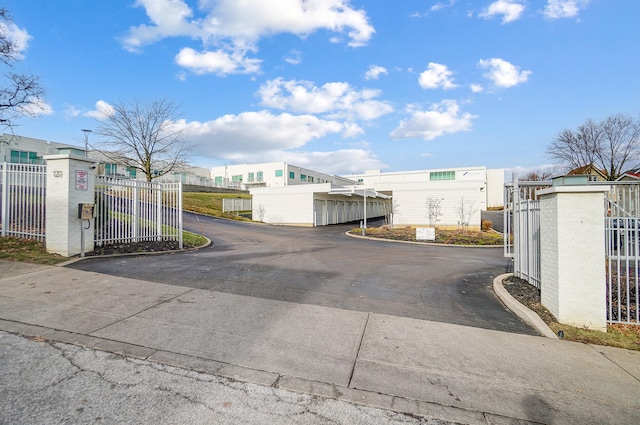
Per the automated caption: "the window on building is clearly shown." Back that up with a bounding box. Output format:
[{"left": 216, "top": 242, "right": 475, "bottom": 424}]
[
  {"left": 10, "top": 150, "right": 39, "bottom": 164},
  {"left": 308, "top": 176, "right": 314, "bottom": 183},
  {"left": 214, "top": 176, "right": 223, "bottom": 186},
  {"left": 289, "top": 171, "right": 295, "bottom": 179},
  {"left": 301, "top": 174, "right": 307, "bottom": 182},
  {"left": 357, "top": 178, "right": 363, "bottom": 183},
  {"left": 105, "top": 163, "right": 117, "bottom": 176},
  {"left": 127, "top": 166, "right": 137, "bottom": 179},
  {"left": 247, "top": 172, "right": 255, "bottom": 182},
  {"left": 257, "top": 171, "right": 263, "bottom": 182},
  {"left": 430, "top": 171, "right": 455, "bottom": 181},
  {"left": 232, "top": 174, "right": 243, "bottom": 182},
  {"left": 275, "top": 169, "right": 283, "bottom": 177}
]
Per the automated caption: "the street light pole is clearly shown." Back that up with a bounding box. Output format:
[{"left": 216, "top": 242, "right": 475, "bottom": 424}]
[{"left": 81, "top": 129, "right": 92, "bottom": 157}]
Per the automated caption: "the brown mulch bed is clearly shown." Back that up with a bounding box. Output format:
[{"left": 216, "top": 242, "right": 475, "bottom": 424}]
[
  {"left": 88, "top": 240, "right": 184, "bottom": 256},
  {"left": 502, "top": 276, "right": 558, "bottom": 324}
]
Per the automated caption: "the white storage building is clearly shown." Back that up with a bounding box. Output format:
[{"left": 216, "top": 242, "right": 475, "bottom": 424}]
[
  {"left": 250, "top": 184, "right": 391, "bottom": 227},
  {"left": 250, "top": 165, "right": 504, "bottom": 228},
  {"left": 211, "top": 162, "right": 354, "bottom": 190}
]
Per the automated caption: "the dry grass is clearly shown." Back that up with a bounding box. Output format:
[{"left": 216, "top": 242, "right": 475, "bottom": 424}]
[
  {"left": 0, "top": 237, "right": 66, "bottom": 264},
  {"left": 503, "top": 276, "right": 640, "bottom": 351},
  {"left": 351, "top": 225, "right": 503, "bottom": 246}
]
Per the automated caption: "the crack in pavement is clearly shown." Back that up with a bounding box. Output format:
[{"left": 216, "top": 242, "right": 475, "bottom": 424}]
[{"left": 2, "top": 331, "right": 453, "bottom": 424}]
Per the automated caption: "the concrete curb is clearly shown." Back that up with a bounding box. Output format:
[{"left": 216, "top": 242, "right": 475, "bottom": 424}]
[
  {"left": 56, "top": 235, "right": 213, "bottom": 267},
  {"left": 493, "top": 273, "right": 558, "bottom": 339},
  {"left": 345, "top": 230, "right": 502, "bottom": 248},
  {"left": 0, "top": 322, "right": 495, "bottom": 425}
]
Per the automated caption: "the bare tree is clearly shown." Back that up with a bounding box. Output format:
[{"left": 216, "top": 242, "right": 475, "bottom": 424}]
[
  {"left": 426, "top": 197, "right": 442, "bottom": 228},
  {"left": 95, "top": 98, "right": 189, "bottom": 182},
  {"left": 547, "top": 113, "right": 640, "bottom": 181},
  {"left": 521, "top": 169, "right": 554, "bottom": 181},
  {"left": 0, "top": 8, "right": 46, "bottom": 132},
  {"left": 456, "top": 197, "right": 478, "bottom": 231},
  {"left": 256, "top": 204, "right": 265, "bottom": 222}
]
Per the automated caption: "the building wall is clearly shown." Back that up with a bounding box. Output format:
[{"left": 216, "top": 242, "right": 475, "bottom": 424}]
[
  {"left": 486, "top": 168, "right": 505, "bottom": 208},
  {"left": 344, "top": 166, "right": 505, "bottom": 210},
  {"left": 251, "top": 184, "right": 320, "bottom": 225},
  {"left": 250, "top": 183, "right": 391, "bottom": 226},
  {"left": 0, "top": 134, "right": 77, "bottom": 164},
  {"left": 388, "top": 181, "right": 485, "bottom": 227},
  {"left": 212, "top": 162, "right": 356, "bottom": 190}
]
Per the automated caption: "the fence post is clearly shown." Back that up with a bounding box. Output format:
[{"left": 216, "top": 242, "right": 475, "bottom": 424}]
[
  {"left": 1, "top": 163, "right": 7, "bottom": 237},
  {"left": 512, "top": 173, "right": 520, "bottom": 276},
  {"left": 156, "top": 184, "right": 162, "bottom": 241},
  {"left": 132, "top": 181, "right": 139, "bottom": 242},
  {"left": 178, "top": 182, "right": 183, "bottom": 249},
  {"left": 538, "top": 177, "right": 610, "bottom": 331},
  {"left": 43, "top": 154, "right": 96, "bottom": 257}
]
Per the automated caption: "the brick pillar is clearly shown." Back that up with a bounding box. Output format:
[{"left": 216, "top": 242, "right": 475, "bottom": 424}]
[
  {"left": 44, "top": 154, "right": 96, "bottom": 257},
  {"left": 538, "top": 179, "right": 610, "bottom": 332}
]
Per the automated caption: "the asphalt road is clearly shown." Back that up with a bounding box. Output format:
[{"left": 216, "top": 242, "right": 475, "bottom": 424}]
[{"left": 68, "top": 213, "right": 533, "bottom": 335}]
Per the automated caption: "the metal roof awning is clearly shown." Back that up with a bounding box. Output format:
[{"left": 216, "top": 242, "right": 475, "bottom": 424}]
[{"left": 327, "top": 186, "right": 391, "bottom": 199}]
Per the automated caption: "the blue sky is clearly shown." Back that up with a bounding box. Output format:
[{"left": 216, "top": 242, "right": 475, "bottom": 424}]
[{"left": 3, "top": 0, "right": 639, "bottom": 175}]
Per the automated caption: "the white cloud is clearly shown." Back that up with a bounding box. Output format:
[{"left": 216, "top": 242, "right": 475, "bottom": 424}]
[
  {"left": 342, "top": 122, "right": 365, "bottom": 138},
  {"left": 257, "top": 78, "right": 393, "bottom": 121},
  {"left": 122, "top": 0, "right": 374, "bottom": 75},
  {"left": 364, "top": 65, "right": 388, "bottom": 80},
  {"left": 0, "top": 22, "right": 32, "bottom": 59},
  {"left": 470, "top": 84, "right": 484, "bottom": 93},
  {"left": 479, "top": 0, "right": 526, "bottom": 24},
  {"left": 85, "top": 100, "right": 115, "bottom": 120},
  {"left": 543, "top": 0, "right": 589, "bottom": 19},
  {"left": 121, "top": 0, "right": 199, "bottom": 52},
  {"left": 478, "top": 58, "right": 531, "bottom": 88},
  {"left": 431, "top": 0, "right": 457, "bottom": 12},
  {"left": 418, "top": 63, "right": 458, "bottom": 90},
  {"left": 175, "top": 47, "right": 261, "bottom": 75},
  {"left": 19, "top": 97, "right": 53, "bottom": 117},
  {"left": 390, "top": 100, "right": 476, "bottom": 141},
  {"left": 180, "top": 110, "right": 382, "bottom": 173},
  {"left": 268, "top": 149, "right": 386, "bottom": 175},
  {"left": 202, "top": 0, "right": 374, "bottom": 47},
  {"left": 185, "top": 110, "right": 349, "bottom": 156},
  {"left": 284, "top": 49, "right": 302, "bottom": 65},
  {"left": 64, "top": 105, "right": 82, "bottom": 118}
]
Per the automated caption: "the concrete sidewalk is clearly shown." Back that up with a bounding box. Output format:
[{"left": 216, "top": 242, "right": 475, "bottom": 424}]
[{"left": 0, "top": 261, "right": 638, "bottom": 424}]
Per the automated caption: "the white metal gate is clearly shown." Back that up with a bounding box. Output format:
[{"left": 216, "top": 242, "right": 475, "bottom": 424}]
[
  {"left": 94, "top": 177, "right": 182, "bottom": 248},
  {"left": 503, "top": 179, "right": 551, "bottom": 288},
  {"left": 0, "top": 162, "right": 47, "bottom": 241},
  {"left": 604, "top": 182, "right": 640, "bottom": 324},
  {"left": 506, "top": 178, "right": 640, "bottom": 325}
]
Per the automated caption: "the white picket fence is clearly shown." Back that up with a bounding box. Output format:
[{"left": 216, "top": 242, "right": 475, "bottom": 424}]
[
  {"left": 0, "top": 162, "right": 47, "bottom": 241},
  {"left": 94, "top": 176, "right": 183, "bottom": 248}
]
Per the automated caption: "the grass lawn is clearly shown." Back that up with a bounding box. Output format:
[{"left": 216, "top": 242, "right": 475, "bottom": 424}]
[{"left": 182, "top": 192, "right": 252, "bottom": 221}]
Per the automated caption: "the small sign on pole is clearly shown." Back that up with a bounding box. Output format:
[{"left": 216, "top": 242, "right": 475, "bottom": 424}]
[{"left": 416, "top": 227, "right": 435, "bottom": 241}]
